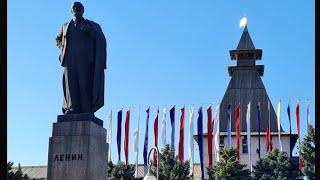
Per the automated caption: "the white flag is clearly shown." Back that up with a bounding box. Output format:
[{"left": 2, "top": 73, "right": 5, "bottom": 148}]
[
  {"left": 133, "top": 111, "right": 140, "bottom": 178},
  {"left": 246, "top": 102, "right": 252, "bottom": 173},
  {"left": 277, "top": 101, "right": 283, "bottom": 151},
  {"left": 188, "top": 107, "right": 194, "bottom": 176},
  {"left": 161, "top": 108, "right": 167, "bottom": 147},
  {"left": 107, "top": 111, "right": 112, "bottom": 162},
  {"left": 213, "top": 104, "right": 220, "bottom": 162}
]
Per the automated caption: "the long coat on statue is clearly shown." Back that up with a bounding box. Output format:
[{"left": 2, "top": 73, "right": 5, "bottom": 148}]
[{"left": 56, "top": 19, "right": 107, "bottom": 114}]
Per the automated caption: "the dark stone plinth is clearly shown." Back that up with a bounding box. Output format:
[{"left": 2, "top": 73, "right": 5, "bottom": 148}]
[{"left": 57, "top": 113, "right": 103, "bottom": 127}]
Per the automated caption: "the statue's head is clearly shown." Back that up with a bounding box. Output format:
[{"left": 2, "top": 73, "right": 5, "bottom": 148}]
[{"left": 71, "top": 2, "right": 84, "bottom": 19}]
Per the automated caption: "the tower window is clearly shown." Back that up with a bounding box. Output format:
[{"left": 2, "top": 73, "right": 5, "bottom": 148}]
[{"left": 242, "top": 136, "right": 248, "bottom": 154}]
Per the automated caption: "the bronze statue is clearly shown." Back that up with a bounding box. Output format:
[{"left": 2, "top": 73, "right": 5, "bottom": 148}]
[{"left": 56, "top": 2, "right": 107, "bottom": 114}]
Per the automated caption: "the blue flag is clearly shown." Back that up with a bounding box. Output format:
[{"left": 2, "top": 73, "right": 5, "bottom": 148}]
[
  {"left": 256, "top": 104, "right": 261, "bottom": 158},
  {"left": 117, "top": 110, "right": 122, "bottom": 162},
  {"left": 227, "top": 104, "right": 232, "bottom": 147},
  {"left": 287, "top": 103, "right": 292, "bottom": 158},
  {"left": 170, "top": 106, "right": 175, "bottom": 149},
  {"left": 197, "top": 107, "right": 204, "bottom": 179},
  {"left": 143, "top": 107, "right": 150, "bottom": 175}
]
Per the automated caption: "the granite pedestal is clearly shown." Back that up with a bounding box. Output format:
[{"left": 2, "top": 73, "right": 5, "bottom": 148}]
[{"left": 47, "top": 113, "right": 108, "bottom": 180}]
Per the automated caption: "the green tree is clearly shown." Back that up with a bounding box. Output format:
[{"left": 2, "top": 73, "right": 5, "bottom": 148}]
[
  {"left": 300, "top": 124, "right": 315, "bottom": 179},
  {"left": 253, "top": 148, "right": 297, "bottom": 180},
  {"left": 109, "top": 162, "right": 135, "bottom": 180},
  {"left": 7, "top": 161, "right": 29, "bottom": 180},
  {"left": 207, "top": 147, "right": 250, "bottom": 180},
  {"left": 150, "top": 144, "right": 191, "bottom": 180},
  {"left": 107, "top": 161, "right": 115, "bottom": 179}
]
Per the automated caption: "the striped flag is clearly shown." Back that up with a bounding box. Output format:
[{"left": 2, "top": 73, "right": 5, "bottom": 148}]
[
  {"left": 207, "top": 106, "right": 213, "bottom": 166},
  {"left": 170, "top": 106, "right": 175, "bottom": 150},
  {"left": 143, "top": 107, "right": 150, "bottom": 175},
  {"left": 188, "top": 107, "right": 194, "bottom": 176},
  {"left": 246, "top": 102, "right": 252, "bottom": 173},
  {"left": 227, "top": 104, "right": 232, "bottom": 147},
  {"left": 133, "top": 110, "right": 140, "bottom": 178},
  {"left": 153, "top": 108, "right": 159, "bottom": 164},
  {"left": 124, "top": 110, "right": 130, "bottom": 165},
  {"left": 277, "top": 101, "right": 283, "bottom": 151},
  {"left": 107, "top": 111, "right": 112, "bottom": 162},
  {"left": 161, "top": 108, "right": 167, "bottom": 147},
  {"left": 197, "top": 107, "right": 204, "bottom": 180},
  {"left": 178, "top": 107, "right": 185, "bottom": 162},
  {"left": 117, "top": 110, "right": 122, "bottom": 162},
  {"left": 235, "top": 105, "right": 240, "bottom": 160},
  {"left": 213, "top": 105, "right": 220, "bottom": 162}
]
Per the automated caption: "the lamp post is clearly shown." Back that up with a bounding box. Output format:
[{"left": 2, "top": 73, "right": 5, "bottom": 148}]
[{"left": 143, "top": 147, "right": 159, "bottom": 180}]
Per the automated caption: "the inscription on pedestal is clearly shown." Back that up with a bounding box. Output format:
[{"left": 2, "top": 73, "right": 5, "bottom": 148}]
[{"left": 53, "top": 153, "right": 83, "bottom": 162}]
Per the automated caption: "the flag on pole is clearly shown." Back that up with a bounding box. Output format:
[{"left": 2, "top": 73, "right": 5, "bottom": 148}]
[
  {"left": 133, "top": 110, "right": 140, "bottom": 178},
  {"left": 296, "top": 102, "right": 303, "bottom": 169},
  {"left": 227, "top": 104, "right": 232, "bottom": 147},
  {"left": 213, "top": 105, "right": 220, "bottom": 162},
  {"left": 143, "top": 107, "right": 150, "bottom": 175},
  {"left": 207, "top": 106, "right": 213, "bottom": 166},
  {"left": 161, "top": 108, "right": 167, "bottom": 147},
  {"left": 256, "top": 103, "right": 261, "bottom": 158},
  {"left": 246, "top": 102, "right": 252, "bottom": 173},
  {"left": 107, "top": 111, "right": 112, "bottom": 162},
  {"left": 277, "top": 101, "right": 283, "bottom": 151},
  {"left": 178, "top": 107, "right": 185, "bottom": 163},
  {"left": 117, "top": 110, "right": 123, "bottom": 162},
  {"left": 265, "top": 126, "right": 271, "bottom": 152},
  {"left": 188, "top": 107, "right": 194, "bottom": 176},
  {"left": 124, "top": 110, "right": 130, "bottom": 165},
  {"left": 287, "top": 103, "right": 292, "bottom": 159},
  {"left": 153, "top": 108, "right": 159, "bottom": 164},
  {"left": 235, "top": 105, "right": 240, "bottom": 160},
  {"left": 268, "top": 101, "right": 272, "bottom": 150},
  {"left": 197, "top": 107, "right": 204, "bottom": 180},
  {"left": 170, "top": 106, "right": 175, "bottom": 150}
]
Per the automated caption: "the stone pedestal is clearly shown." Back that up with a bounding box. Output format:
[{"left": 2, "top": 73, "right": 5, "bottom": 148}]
[{"left": 47, "top": 113, "right": 108, "bottom": 180}]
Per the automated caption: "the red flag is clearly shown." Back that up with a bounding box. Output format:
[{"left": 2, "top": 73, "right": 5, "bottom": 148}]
[
  {"left": 153, "top": 108, "right": 159, "bottom": 164},
  {"left": 235, "top": 105, "right": 240, "bottom": 160},
  {"left": 178, "top": 107, "right": 185, "bottom": 162},
  {"left": 124, "top": 110, "right": 130, "bottom": 165},
  {"left": 295, "top": 103, "right": 300, "bottom": 136},
  {"left": 207, "top": 106, "right": 213, "bottom": 166},
  {"left": 265, "top": 126, "right": 270, "bottom": 151}
]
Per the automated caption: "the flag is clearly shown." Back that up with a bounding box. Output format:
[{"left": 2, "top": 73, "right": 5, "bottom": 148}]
[
  {"left": 117, "top": 110, "right": 122, "bottom": 162},
  {"left": 133, "top": 110, "right": 140, "bottom": 178},
  {"left": 256, "top": 103, "right": 261, "bottom": 158},
  {"left": 207, "top": 106, "right": 213, "bottom": 166},
  {"left": 277, "top": 101, "right": 283, "bottom": 151},
  {"left": 197, "top": 107, "right": 204, "bottom": 180},
  {"left": 170, "top": 106, "right": 175, "bottom": 149},
  {"left": 268, "top": 101, "right": 272, "bottom": 150},
  {"left": 124, "top": 110, "right": 130, "bottom": 165},
  {"left": 213, "top": 105, "right": 220, "bottom": 162},
  {"left": 246, "top": 102, "right": 252, "bottom": 173},
  {"left": 287, "top": 103, "right": 292, "bottom": 159},
  {"left": 188, "top": 107, "right": 194, "bottom": 176},
  {"left": 265, "top": 126, "right": 271, "bottom": 152},
  {"left": 178, "top": 107, "right": 185, "bottom": 163},
  {"left": 153, "top": 108, "right": 159, "bottom": 164},
  {"left": 161, "top": 108, "right": 167, "bottom": 147},
  {"left": 235, "top": 105, "right": 240, "bottom": 160},
  {"left": 143, "top": 107, "right": 150, "bottom": 175},
  {"left": 227, "top": 104, "right": 232, "bottom": 147},
  {"left": 107, "top": 111, "right": 112, "bottom": 162},
  {"left": 296, "top": 102, "right": 300, "bottom": 136}
]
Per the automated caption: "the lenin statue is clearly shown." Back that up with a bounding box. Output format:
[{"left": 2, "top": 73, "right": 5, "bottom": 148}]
[{"left": 55, "top": 2, "right": 107, "bottom": 114}]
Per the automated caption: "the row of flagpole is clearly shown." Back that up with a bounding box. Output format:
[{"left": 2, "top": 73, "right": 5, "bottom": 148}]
[{"left": 106, "top": 99, "right": 311, "bottom": 179}]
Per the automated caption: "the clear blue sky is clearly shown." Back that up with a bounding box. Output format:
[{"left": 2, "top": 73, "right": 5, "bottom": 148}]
[{"left": 8, "top": 0, "right": 314, "bottom": 166}]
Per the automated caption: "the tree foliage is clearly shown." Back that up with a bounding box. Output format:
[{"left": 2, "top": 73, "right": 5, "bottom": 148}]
[
  {"left": 253, "top": 148, "right": 297, "bottom": 180},
  {"left": 207, "top": 147, "right": 250, "bottom": 180},
  {"left": 150, "top": 144, "right": 191, "bottom": 180},
  {"left": 300, "top": 124, "right": 315, "bottom": 179},
  {"left": 7, "top": 161, "right": 29, "bottom": 180},
  {"left": 109, "top": 161, "right": 136, "bottom": 180}
]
